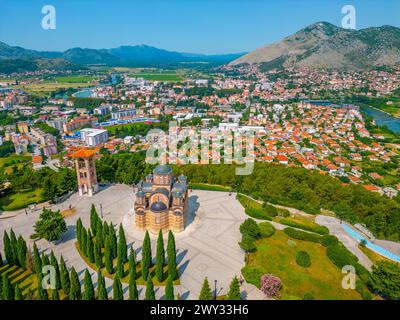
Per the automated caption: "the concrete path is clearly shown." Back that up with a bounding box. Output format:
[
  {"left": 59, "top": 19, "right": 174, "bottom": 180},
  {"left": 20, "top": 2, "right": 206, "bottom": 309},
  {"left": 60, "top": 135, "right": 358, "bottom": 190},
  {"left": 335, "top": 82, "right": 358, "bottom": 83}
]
[{"left": 315, "top": 215, "right": 373, "bottom": 271}]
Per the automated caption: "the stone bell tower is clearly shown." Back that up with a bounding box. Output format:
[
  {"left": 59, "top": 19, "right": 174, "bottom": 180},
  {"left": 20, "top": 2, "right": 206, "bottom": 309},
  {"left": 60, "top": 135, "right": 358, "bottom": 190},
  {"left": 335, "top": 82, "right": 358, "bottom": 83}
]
[{"left": 70, "top": 149, "right": 99, "bottom": 197}]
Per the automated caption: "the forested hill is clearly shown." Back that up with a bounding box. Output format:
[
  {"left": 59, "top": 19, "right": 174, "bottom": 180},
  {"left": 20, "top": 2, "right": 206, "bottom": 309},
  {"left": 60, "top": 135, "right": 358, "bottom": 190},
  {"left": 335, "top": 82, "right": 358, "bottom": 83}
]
[{"left": 95, "top": 152, "right": 400, "bottom": 241}]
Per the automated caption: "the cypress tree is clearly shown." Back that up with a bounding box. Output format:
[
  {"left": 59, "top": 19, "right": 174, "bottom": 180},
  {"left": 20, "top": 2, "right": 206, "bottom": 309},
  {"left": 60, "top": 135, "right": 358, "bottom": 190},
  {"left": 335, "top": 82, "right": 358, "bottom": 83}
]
[
  {"left": 228, "top": 275, "right": 241, "bottom": 300},
  {"left": 51, "top": 288, "right": 60, "bottom": 301},
  {"left": 199, "top": 277, "right": 213, "bottom": 300},
  {"left": 2, "top": 274, "right": 14, "bottom": 300},
  {"left": 0, "top": 274, "right": 3, "bottom": 299},
  {"left": 165, "top": 275, "right": 174, "bottom": 300},
  {"left": 50, "top": 251, "right": 61, "bottom": 290},
  {"left": 82, "top": 269, "right": 95, "bottom": 300},
  {"left": 97, "top": 271, "right": 108, "bottom": 300},
  {"left": 113, "top": 275, "right": 123, "bottom": 300},
  {"left": 116, "top": 254, "right": 124, "bottom": 279},
  {"left": 141, "top": 231, "right": 152, "bottom": 281},
  {"left": 128, "top": 247, "right": 136, "bottom": 280},
  {"left": 81, "top": 227, "right": 88, "bottom": 255},
  {"left": 41, "top": 253, "right": 50, "bottom": 267},
  {"left": 9, "top": 229, "right": 18, "bottom": 266},
  {"left": 0, "top": 252, "right": 3, "bottom": 267},
  {"left": 76, "top": 218, "right": 82, "bottom": 248},
  {"left": 117, "top": 224, "right": 127, "bottom": 263},
  {"left": 128, "top": 267, "right": 138, "bottom": 300},
  {"left": 33, "top": 242, "right": 42, "bottom": 274},
  {"left": 69, "top": 267, "right": 81, "bottom": 300},
  {"left": 90, "top": 204, "right": 98, "bottom": 235},
  {"left": 96, "top": 219, "right": 103, "bottom": 247},
  {"left": 167, "top": 231, "right": 177, "bottom": 280},
  {"left": 37, "top": 273, "right": 48, "bottom": 300},
  {"left": 110, "top": 225, "right": 118, "bottom": 259},
  {"left": 102, "top": 221, "right": 109, "bottom": 246},
  {"left": 156, "top": 230, "right": 165, "bottom": 282},
  {"left": 14, "top": 285, "right": 23, "bottom": 300},
  {"left": 145, "top": 278, "right": 155, "bottom": 300},
  {"left": 17, "top": 235, "right": 27, "bottom": 269},
  {"left": 94, "top": 241, "right": 103, "bottom": 270},
  {"left": 105, "top": 243, "right": 114, "bottom": 274},
  {"left": 59, "top": 255, "right": 70, "bottom": 295},
  {"left": 87, "top": 230, "right": 95, "bottom": 263},
  {"left": 3, "top": 231, "right": 12, "bottom": 265}
]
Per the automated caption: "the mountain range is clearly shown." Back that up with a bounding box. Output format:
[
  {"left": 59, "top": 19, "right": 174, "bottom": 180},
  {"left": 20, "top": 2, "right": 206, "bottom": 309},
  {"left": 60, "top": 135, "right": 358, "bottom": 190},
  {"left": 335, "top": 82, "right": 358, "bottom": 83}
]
[
  {"left": 0, "top": 42, "right": 245, "bottom": 73},
  {"left": 230, "top": 22, "right": 400, "bottom": 70}
]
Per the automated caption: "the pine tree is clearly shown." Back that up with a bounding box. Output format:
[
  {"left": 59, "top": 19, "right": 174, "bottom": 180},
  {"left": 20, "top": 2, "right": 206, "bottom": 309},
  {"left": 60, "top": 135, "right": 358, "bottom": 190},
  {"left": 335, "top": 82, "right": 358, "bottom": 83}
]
[
  {"left": 33, "top": 242, "right": 42, "bottom": 274},
  {"left": 113, "top": 275, "right": 123, "bottom": 300},
  {"left": 141, "top": 231, "right": 152, "bottom": 281},
  {"left": 199, "top": 277, "right": 213, "bottom": 300},
  {"left": 17, "top": 235, "right": 27, "bottom": 269},
  {"left": 51, "top": 288, "right": 60, "bottom": 301},
  {"left": 41, "top": 253, "right": 50, "bottom": 267},
  {"left": 37, "top": 273, "right": 48, "bottom": 300},
  {"left": 165, "top": 275, "right": 174, "bottom": 300},
  {"left": 94, "top": 241, "right": 103, "bottom": 270},
  {"left": 59, "top": 255, "right": 70, "bottom": 295},
  {"left": 97, "top": 271, "right": 108, "bottom": 300},
  {"left": 227, "top": 275, "right": 241, "bottom": 300},
  {"left": 87, "top": 230, "right": 95, "bottom": 263},
  {"left": 156, "top": 230, "right": 165, "bottom": 282},
  {"left": 14, "top": 284, "right": 23, "bottom": 300},
  {"left": 9, "top": 229, "right": 18, "bottom": 266},
  {"left": 69, "top": 267, "right": 81, "bottom": 300},
  {"left": 82, "top": 269, "right": 95, "bottom": 300},
  {"left": 50, "top": 251, "right": 61, "bottom": 290},
  {"left": 117, "top": 224, "right": 128, "bottom": 263},
  {"left": 2, "top": 274, "right": 14, "bottom": 300},
  {"left": 128, "top": 267, "right": 138, "bottom": 300},
  {"left": 145, "top": 278, "right": 155, "bottom": 300},
  {"left": 90, "top": 204, "right": 98, "bottom": 235},
  {"left": 3, "top": 231, "right": 12, "bottom": 265},
  {"left": 167, "top": 231, "right": 177, "bottom": 280}
]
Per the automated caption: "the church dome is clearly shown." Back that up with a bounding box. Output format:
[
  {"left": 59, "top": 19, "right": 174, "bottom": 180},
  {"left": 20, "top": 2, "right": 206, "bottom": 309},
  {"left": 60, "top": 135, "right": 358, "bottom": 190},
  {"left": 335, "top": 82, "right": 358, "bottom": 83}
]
[
  {"left": 150, "top": 201, "right": 167, "bottom": 212},
  {"left": 153, "top": 164, "right": 172, "bottom": 175}
]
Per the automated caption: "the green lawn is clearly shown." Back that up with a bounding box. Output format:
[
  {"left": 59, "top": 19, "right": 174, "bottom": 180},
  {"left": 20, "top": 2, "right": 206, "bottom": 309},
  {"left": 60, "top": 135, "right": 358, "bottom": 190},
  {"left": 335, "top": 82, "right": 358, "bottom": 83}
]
[
  {"left": 0, "top": 188, "right": 44, "bottom": 211},
  {"left": 244, "top": 230, "right": 362, "bottom": 300},
  {"left": 189, "top": 183, "right": 231, "bottom": 192},
  {"left": 128, "top": 73, "right": 184, "bottom": 82},
  {"left": 52, "top": 75, "right": 97, "bottom": 83},
  {"left": 0, "top": 155, "right": 30, "bottom": 167}
]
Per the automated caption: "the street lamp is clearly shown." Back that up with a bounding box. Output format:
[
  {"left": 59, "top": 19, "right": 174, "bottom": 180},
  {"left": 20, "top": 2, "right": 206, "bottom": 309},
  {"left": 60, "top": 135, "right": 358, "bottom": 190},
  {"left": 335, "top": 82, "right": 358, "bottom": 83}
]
[{"left": 214, "top": 280, "right": 217, "bottom": 300}]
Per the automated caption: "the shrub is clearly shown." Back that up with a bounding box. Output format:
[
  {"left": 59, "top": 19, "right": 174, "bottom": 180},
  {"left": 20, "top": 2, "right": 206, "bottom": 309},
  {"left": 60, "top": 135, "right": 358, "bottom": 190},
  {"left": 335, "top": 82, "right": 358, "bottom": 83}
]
[
  {"left": 296, "top": 251, "right": 311, "bottom": 268},
  {"left": 262, "top": 203, "right": 278, "bottom": 217},
  {"left": 259, "top": 222, "right": 276, "bottom": 238},
  {"left": 260, "top": 274, "right": 282, "bottom": 298},
  {"left": 278, "top": 219, "right": 329, "bottom": 235},
  {"left": 240, "top": 218, "right": 262, "bottom": 239},
  {"left": 277, "top": 208, "right": 290, "bottom": 217},
  {"left": 239, "top": 234, "right": 256, "bottom": 252},
  {"left": 303, "top": 292, "right": 314, "bottom": 300},
  {"left": 244, "top": 208, "right": 272, "bottom": 221},
  {"left": 368, "top": 261, "right": 400, "bottom": 299},
  {"left": 283, "top": 227, "right": 322, "bottom": 243},
  {"left": 241, "top": 265, "right": 266, "bottom": 287},
  {"left": 321, "top": 235, "right": 339, "bottom": 247}
]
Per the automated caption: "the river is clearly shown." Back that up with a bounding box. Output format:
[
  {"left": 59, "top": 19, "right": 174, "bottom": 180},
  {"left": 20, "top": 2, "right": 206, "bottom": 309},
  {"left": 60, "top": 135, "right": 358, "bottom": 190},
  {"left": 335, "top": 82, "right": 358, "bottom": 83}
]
[
  {"left": 72, "top": 74, "right": 119, "bottom": 98},
  {"left": 361, "top": 105, "right": 400, "bottom": 133}
]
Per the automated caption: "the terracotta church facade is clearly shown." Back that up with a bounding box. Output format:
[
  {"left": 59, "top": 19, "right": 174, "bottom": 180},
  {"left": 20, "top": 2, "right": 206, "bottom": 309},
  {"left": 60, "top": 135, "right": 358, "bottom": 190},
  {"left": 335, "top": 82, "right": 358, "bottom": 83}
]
[{"left": 134, "top": 164, "right": 188, "bottom": 233}]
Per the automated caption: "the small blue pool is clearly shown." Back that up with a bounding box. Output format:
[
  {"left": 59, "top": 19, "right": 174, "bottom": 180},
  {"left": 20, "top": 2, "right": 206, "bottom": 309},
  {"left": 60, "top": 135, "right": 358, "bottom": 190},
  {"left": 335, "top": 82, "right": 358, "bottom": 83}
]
[{"left": 342, "top": 224, "right": 400, "bottom": 263}]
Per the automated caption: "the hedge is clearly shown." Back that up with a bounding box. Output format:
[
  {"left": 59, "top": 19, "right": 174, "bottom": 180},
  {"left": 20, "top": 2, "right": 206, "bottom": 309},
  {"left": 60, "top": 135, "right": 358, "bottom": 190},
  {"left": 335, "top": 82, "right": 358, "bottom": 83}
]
[
  {"left": 278, "top": 219, "right": 329, "bottom": 235},
  {"left": 296, "top": 251, "right": 311, "bottom": 268},
  {"left": 241, "top": 265, "right": 266, "bottom": 287},
  {"left": 283, "top": 227, "right": 322, "bottom": 243},
  {"left": 245, "top": 208, "right": 272, "bottom": 221},
  {"left": 321, "top": 234, "right": 339, "bottom": 247},
  {"left": 262, "top": 203, "right": 278, "bottom": 217},
  {"left": 259, "top": 222, "right": 276, "bottom": 238}
]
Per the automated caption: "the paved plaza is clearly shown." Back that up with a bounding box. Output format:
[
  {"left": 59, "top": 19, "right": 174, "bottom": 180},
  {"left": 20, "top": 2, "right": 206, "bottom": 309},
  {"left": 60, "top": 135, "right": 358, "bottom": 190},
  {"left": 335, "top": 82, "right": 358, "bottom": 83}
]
[{"left": 0, "top": 184, "right": 254, "bottom": 300}]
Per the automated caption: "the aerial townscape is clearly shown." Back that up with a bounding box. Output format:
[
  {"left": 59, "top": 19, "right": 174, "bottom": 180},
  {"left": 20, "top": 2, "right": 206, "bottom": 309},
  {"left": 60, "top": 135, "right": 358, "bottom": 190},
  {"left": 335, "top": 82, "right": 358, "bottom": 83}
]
[{"left": 0, "top": 1, "right": 400, "bottom": 308}]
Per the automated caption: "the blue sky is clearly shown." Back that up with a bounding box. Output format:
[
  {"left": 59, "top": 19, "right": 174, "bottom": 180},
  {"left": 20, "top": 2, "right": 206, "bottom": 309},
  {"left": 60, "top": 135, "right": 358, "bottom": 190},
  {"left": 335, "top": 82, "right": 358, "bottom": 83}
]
[{"left": 1, "top": 0, "right": 399, "bottom": 54}]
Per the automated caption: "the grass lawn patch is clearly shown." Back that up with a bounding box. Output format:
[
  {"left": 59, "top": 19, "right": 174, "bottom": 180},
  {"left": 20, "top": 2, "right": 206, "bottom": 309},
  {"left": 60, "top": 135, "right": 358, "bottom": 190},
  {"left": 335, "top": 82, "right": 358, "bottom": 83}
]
[
  {"left": 0, "top": 188, "right": 44, "bottom": 211},
  {"left": 243, "top": 230, "right": 363, "bottom": 300},
  {"left": 189, "top": 183, "right": 231, "bottom": 192},
  {"left": 358, "top": 244, "right": 399, "bottom": 265}
]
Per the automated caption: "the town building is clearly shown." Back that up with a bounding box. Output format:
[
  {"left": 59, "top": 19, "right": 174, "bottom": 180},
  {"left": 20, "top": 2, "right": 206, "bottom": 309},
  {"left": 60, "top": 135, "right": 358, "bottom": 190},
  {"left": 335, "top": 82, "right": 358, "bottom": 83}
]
[{"left": 80, "top": 128, "right": 109, "bottom": 147}]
